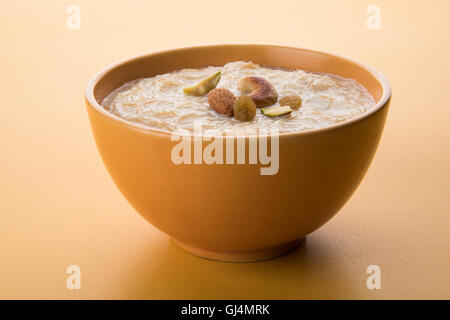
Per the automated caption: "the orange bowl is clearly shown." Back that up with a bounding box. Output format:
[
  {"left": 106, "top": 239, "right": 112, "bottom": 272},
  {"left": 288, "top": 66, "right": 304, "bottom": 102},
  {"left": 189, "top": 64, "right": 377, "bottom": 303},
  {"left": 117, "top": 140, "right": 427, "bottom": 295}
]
[{"left": 85, "top": 45, "right": 391, "bottom": 262}]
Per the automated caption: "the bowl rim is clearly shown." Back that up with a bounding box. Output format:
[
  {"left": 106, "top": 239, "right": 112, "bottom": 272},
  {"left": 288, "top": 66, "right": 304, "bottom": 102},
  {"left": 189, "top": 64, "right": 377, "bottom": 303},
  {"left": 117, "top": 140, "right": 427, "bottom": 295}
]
[{"left": 85, "top": 44, "right": 391, "bottom": 138}]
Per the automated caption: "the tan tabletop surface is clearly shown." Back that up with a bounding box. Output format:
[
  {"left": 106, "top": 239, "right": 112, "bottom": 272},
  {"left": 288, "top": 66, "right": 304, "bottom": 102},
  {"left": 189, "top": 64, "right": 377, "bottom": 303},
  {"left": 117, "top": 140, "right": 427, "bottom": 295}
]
[{"left": 0, "top": 0, "right": 449, "bottom": 299}]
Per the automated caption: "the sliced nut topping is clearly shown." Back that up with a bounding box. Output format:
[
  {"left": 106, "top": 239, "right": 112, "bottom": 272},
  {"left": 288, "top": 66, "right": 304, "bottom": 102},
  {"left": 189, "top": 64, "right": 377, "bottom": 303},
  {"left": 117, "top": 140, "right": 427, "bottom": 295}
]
[
  {"left": 238, "top": 76, "right": 278, "bottom": 108},
  {"left": 208, "top": 88, "right": 236, "bottom": 116},
  {"left": 279, "top": 95, "right": 302, "bottom": 110},
  {"left": 261, "top": 106, "right": 293, "bottom": 117},
  {"left": 233, "top": 96, "right": 256, "bottom": 122},
  {"left": 183, "top": 71, "right": 221, "bottom": 96}
]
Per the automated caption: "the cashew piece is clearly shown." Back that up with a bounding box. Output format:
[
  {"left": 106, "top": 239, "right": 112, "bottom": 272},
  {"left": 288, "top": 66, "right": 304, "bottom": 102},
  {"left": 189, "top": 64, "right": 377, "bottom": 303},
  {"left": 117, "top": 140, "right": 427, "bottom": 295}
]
[{"left": 238, "top": 76, "right": 278, "bottom": 108}]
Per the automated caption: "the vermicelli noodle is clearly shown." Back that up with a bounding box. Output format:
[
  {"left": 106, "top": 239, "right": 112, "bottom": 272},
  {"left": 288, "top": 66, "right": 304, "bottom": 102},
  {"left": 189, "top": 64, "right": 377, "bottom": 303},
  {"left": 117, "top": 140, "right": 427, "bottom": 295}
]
[{"left": 102, "top": 61, "right": 375, "bottom": 134}]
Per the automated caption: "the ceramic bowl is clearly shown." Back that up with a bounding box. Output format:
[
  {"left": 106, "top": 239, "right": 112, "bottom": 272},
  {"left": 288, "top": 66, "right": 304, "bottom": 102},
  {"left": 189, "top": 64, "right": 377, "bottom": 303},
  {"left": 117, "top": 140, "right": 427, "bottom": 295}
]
[{"left": 85, "top": 45, "right": 391, "bottom": 262}]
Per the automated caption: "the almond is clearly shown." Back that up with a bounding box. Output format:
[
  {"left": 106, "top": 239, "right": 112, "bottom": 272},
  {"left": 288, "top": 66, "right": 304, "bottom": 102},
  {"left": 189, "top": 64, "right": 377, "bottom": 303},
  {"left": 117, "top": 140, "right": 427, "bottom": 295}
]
[{"left": 208, "top": 88, "right": 236, "bottom": 116}]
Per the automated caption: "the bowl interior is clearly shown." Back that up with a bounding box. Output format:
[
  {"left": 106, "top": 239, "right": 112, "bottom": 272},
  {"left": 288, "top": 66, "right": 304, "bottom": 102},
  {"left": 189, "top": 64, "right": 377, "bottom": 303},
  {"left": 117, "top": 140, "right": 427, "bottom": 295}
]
[{"left": 90, "top": 45, "right": 389, "bottom": 106}]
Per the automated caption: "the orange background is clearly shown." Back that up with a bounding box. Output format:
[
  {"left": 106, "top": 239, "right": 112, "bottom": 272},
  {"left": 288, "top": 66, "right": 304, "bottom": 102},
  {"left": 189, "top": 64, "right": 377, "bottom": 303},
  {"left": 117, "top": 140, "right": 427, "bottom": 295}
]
[{"left": 0, "top": 0, "right": 449, "bottom": 299}]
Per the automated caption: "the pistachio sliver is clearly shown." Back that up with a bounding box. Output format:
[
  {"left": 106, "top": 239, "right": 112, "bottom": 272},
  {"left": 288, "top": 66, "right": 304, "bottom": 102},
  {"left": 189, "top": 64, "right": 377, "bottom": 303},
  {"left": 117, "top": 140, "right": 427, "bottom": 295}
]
[
  {"left": 261, "top": 106, "right": 293, "bottom": 117},
  {"left": 183, "top": 71, "right": 221, "bottom": 96}
]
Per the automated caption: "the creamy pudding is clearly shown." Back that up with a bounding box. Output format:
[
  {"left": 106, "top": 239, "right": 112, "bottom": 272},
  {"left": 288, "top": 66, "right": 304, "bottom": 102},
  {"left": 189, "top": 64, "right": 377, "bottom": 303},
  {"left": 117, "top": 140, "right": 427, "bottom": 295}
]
[{"left": 101, "top": 61, "right": 375, "bottom": 134}]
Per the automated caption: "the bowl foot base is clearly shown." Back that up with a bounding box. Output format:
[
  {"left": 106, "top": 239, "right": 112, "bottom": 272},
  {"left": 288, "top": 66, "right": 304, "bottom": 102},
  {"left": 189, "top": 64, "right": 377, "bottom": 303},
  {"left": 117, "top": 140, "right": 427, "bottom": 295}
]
[{"left": 172, "top": 238, "right": 304, "bottom": 262}]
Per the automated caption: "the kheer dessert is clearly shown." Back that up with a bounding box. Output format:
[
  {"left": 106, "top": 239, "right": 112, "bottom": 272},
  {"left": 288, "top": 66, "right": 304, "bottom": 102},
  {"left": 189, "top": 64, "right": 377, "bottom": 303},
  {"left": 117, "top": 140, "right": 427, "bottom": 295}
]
[
  {"left": 101, "top": 61, "right": 375, "bottom": 134},
  {"left": 87, "top": 45, "right": 391, "bottom": 262}
]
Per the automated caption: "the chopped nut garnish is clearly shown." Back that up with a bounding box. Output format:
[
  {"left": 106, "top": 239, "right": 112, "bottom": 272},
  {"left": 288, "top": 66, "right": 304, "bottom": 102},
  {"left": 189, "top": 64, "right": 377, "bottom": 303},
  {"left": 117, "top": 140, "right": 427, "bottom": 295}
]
[
  {"left": 238, "top": 76, "right": 278, "bottom": 108},
  {"left": 279, "top": 95, "right": 302, "bottom": 110},
  {"left": 208, "top": 88, "right": 236, "bottom": 116},
  {"left": 233, "top": 96, "right": 256, "bottom": 122},
  {"left": 183, "top": 71, "right": 221, "bottom": 96},
  {"left": 261, "top": 106, "right": 293, "bottom": 117}
]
